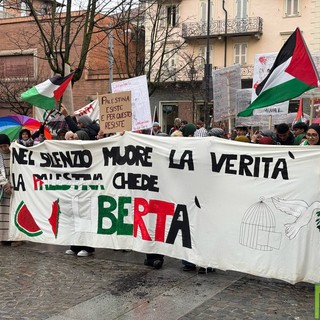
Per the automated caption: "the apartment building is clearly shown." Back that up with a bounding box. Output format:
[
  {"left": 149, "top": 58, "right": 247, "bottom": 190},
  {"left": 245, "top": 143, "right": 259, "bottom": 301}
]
[{"left": 145, "top": 0, "right": 319, "bottom": 133}]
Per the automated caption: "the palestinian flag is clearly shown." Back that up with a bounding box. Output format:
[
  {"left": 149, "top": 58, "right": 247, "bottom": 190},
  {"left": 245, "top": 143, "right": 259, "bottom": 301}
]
[
  {"left": 238, "top": 28, "right": 319, "bottom": 117},
  {"left": 21, "top": 72, "right": 74, "bottom": 111},
  {"left": 293, "top": 98, "right": 305, "bottom": 124}
]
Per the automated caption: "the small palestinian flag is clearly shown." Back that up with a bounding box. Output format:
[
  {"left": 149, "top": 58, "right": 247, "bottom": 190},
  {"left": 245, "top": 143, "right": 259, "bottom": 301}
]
[
  {"left": 238, "top": 27, "right": 319, "bottom": 117},
  {"left": 21, "top": 72, "right": 74, "bottom": 111},
  {"left": 293, "top": 98, "right": 305, "bottom": 124}
]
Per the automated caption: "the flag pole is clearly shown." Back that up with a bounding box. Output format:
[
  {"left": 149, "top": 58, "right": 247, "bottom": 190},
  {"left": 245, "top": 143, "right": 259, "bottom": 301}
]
[
  {"left": 310, "top": 97, "right": 315, "bottom": 124},
  {"left": 268, "top": 115, "right": 272, "bottom": 130},
  {"left": 228, "top": 117, "right": 232, "bottom": 135}
]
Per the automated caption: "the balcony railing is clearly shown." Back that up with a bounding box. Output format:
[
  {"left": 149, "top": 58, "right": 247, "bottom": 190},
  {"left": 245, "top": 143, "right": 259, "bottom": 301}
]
[{"left": 182, "top": 17, "right": 263, "bottom": 39}]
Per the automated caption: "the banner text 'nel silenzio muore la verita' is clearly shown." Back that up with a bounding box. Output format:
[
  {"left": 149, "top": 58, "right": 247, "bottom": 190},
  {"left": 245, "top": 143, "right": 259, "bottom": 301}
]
[{"left": 8, "top": 132, "right": 320, "bottom": 284}]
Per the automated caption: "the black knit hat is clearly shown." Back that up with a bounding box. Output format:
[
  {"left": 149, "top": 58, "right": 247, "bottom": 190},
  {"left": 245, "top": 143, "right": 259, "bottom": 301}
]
[
  {"left": 181, "top": 123, "right": 197, "bottom": 137},
  {"left": 307, "top": 124, "right": 320, "bottom": 145},
  {"left": 0, "top": 134, "right": 10, "bottom": 145}
]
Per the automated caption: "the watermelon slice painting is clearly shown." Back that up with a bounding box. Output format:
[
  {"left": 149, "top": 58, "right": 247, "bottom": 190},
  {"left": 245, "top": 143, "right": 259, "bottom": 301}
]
[{"left": 14, "top": 201, "right": 43, "bottom": 237}]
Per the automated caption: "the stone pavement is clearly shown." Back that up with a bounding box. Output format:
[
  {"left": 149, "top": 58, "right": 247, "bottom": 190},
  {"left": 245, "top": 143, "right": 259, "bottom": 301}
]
[{"left": 0, "top": 242, "right": 315, "bottom": 320}]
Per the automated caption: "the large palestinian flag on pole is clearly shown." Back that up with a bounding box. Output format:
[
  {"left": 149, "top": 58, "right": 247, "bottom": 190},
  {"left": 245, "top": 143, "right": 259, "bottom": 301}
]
[
  {"left": 238, "top": 27, "right": 320, "bottom": 117},
  {"left": 21, "top": 72, "right": 74, "bottom": 111}
]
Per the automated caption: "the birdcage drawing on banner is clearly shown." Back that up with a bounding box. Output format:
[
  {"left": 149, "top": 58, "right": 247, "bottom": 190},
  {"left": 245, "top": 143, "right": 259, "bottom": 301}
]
[{"left": 239, "top": 198, "right": 282, "bottom": 251}]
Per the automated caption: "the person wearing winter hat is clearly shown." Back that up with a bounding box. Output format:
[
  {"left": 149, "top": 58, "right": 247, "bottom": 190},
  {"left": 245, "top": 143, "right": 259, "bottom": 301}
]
[
  {"left": 74, "top": 130, "right": 90, "bottom": 140},
  {"left": 78, "top": 115, "right": 93, "bottom": 127},
  {"left": 60, "top": 104, "right": 100, "bottom": 140},
  {"left": 260, "top": 129, "right": 277, "bottom": 144},
  {"left": 152, "top": 122, "right": 161, "bottom": 135},
  {"left": 0, "top": 134, "right": 10, "bottom": 147},
  {"left": 181, "top": 123, "right": 197, "bottom": 137},
  {"left": 257, "top": 136, "right": 274, "bottom": 145},
  {"left": 207, "top": 128, "right": 225, "bottom": 138},
  {"left": 0, "top": 134, "right": 22, "bottom": 246},
  {"left": 301, "top": 124, "right": 320, "bottom": 145}
]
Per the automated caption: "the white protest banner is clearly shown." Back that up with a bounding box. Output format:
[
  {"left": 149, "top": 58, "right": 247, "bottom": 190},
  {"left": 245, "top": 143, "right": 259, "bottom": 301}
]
[
  {"left": 111, "top": 75, "right": 152, "bottom": 131},
  {"left": 213, "top": 64, "right": 241, "bottom": 121},
  {"left": 252, "top": 53, "right": 289, "bottom": 115},
  {"left": 74, "top": 99, "right": 100, "bottom": 121},
  {"left": 9, "top": 133, "right": 320, "bottom": 284},
  {"left": 99, "top": 91, "right": 132, "bottom": 133},
  {"left": 236, "top": 89, "right": 270, "bottom": 128},
  {"left": 35, "top": 100, "right": 100, "bottom": 133}
]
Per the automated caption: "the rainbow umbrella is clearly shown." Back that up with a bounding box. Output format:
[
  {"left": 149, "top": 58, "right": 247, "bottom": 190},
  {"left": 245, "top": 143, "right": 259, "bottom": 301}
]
[{"left": 0, "top": 115, "right": 52, "bottom": 141}]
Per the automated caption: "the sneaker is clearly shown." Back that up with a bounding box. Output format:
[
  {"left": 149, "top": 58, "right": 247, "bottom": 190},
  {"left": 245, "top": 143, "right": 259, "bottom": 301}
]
[
  {"left": 65, "top": 249, "right": 76, "bottom": 255},
  {"left": 77, "top": 250, "right": 92, "bottom": 257},
  {"left": 144, "top": 259, "right": 153, "bottom": 267},
  {"left": 153, "top": 259, "right": 163, "bottom": 269},
  {"left": 183, "top": 265, "right": 196, "bottom": 271},
  {"left": 198, "top": 267, "right": 215, "bottom": 274}
]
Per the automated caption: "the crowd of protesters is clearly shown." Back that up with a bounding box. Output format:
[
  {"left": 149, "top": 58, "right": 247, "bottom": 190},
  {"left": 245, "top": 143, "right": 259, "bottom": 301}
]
[{"left": 1, "top": 108, "right": 319, "bottom": 272}]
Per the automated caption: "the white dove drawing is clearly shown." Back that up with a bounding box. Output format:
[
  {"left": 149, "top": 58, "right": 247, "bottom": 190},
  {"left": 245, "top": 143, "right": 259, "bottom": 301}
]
[{"left": 272, "top": 197, "right": 320, "bottom": 239}]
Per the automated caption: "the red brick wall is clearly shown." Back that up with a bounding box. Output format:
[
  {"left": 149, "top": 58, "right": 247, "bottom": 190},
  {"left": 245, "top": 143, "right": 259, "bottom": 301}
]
[
  {"left": 178, "top": 101, "right": 194, "bottom": 124},
  {"left": 0, "top": 14, "right": 139, "bottom": 114}
]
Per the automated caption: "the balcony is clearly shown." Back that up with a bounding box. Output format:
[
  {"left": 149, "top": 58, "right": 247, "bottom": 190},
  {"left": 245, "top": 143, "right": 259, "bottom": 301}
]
[{"left": 182, "top": 17, "right": 263, "bottom": 40}]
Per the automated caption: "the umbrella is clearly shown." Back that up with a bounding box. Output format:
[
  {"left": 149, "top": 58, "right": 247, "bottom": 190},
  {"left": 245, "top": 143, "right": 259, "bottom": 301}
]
[{"left": 0, "top": 115, "right": 52, "bottom": 141}]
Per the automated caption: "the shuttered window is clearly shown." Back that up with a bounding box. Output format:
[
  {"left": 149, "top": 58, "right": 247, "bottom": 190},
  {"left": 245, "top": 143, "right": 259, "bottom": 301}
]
[{"left": 0, "top": 55, "right": 34, "bottom": 78}]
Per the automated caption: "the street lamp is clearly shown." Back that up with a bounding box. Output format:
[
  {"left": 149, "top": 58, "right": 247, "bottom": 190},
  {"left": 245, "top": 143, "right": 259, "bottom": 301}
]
[
  {"left": 108, "top": 27, "right": 114, "bottom": 93},
  {"left": 222, "top": 0, "right": 228, "bottom": 67},
  {"left": 189, "top": 56, "right": 206, "bottom": 123},
  {"left": 203, "top": 0, "right": 213, "bottom": 128}
]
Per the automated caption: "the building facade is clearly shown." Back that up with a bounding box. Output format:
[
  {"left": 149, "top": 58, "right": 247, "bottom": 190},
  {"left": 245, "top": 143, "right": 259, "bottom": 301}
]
[
  {"left": 145, "top": 0, "right": 320, "bottom": 133},
  {"left": 0, "top": 0, "right": 134, "bottom": 116}
]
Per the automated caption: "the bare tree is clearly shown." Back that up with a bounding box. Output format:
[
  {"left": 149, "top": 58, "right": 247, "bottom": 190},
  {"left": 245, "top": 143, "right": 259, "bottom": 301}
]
[
  {"left": 0, "top": 73, "right": 47, "bottom": 115},
  {"left": 109, "top": 0, "right": 188, "bottom": 96},
  {"left": 4, "top": 0, "right": 132, "bottom": 82}
]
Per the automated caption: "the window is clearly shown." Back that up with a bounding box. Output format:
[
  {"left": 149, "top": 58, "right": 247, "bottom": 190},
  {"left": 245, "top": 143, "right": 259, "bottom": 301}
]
[
  {"left": 20, "top": 0, "right": 28, "bottom": 17},
  {"left": 200, "top": 0, "right": 214, "bottom": 22},
  {"left": 0, "top": 54, "right": 34, "bottom": 78},
  {"left": 236, "top": 0, "right": 248, "bottom": 19},
  {"left": 166, "top": 5, "right": 179, "bottom": 27},
  {"left": 199, "top": 45, "right": 213, "bottom": 65},
  {"left": 0, "top": 0, "right": 5, "bottom": 17},
  {"left": 164, "top": 53, "right": 176, "bottom": 71},
  {"left": 234, "top": 43, "right": 247, "bottom": 65},
  {"left": 285, "top": 0, "right": 299, "bottom": 16}
]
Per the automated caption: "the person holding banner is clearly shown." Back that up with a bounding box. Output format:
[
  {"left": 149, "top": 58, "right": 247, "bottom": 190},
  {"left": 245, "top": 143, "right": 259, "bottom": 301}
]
[
  {"left": 60, "top": 104, "right": 100, "bottom": 140},
  {"left": 0, "top": 134, "right": 22, "bottom": 246},
  {"left": 64, "top": 129, "right": 96, "bottom": 257}
]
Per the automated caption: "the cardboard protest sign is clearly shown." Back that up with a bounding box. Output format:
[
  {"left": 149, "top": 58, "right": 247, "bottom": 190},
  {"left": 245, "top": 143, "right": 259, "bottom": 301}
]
[{"left": 99, "top": 91, "right": 132, "bottom": 133}]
